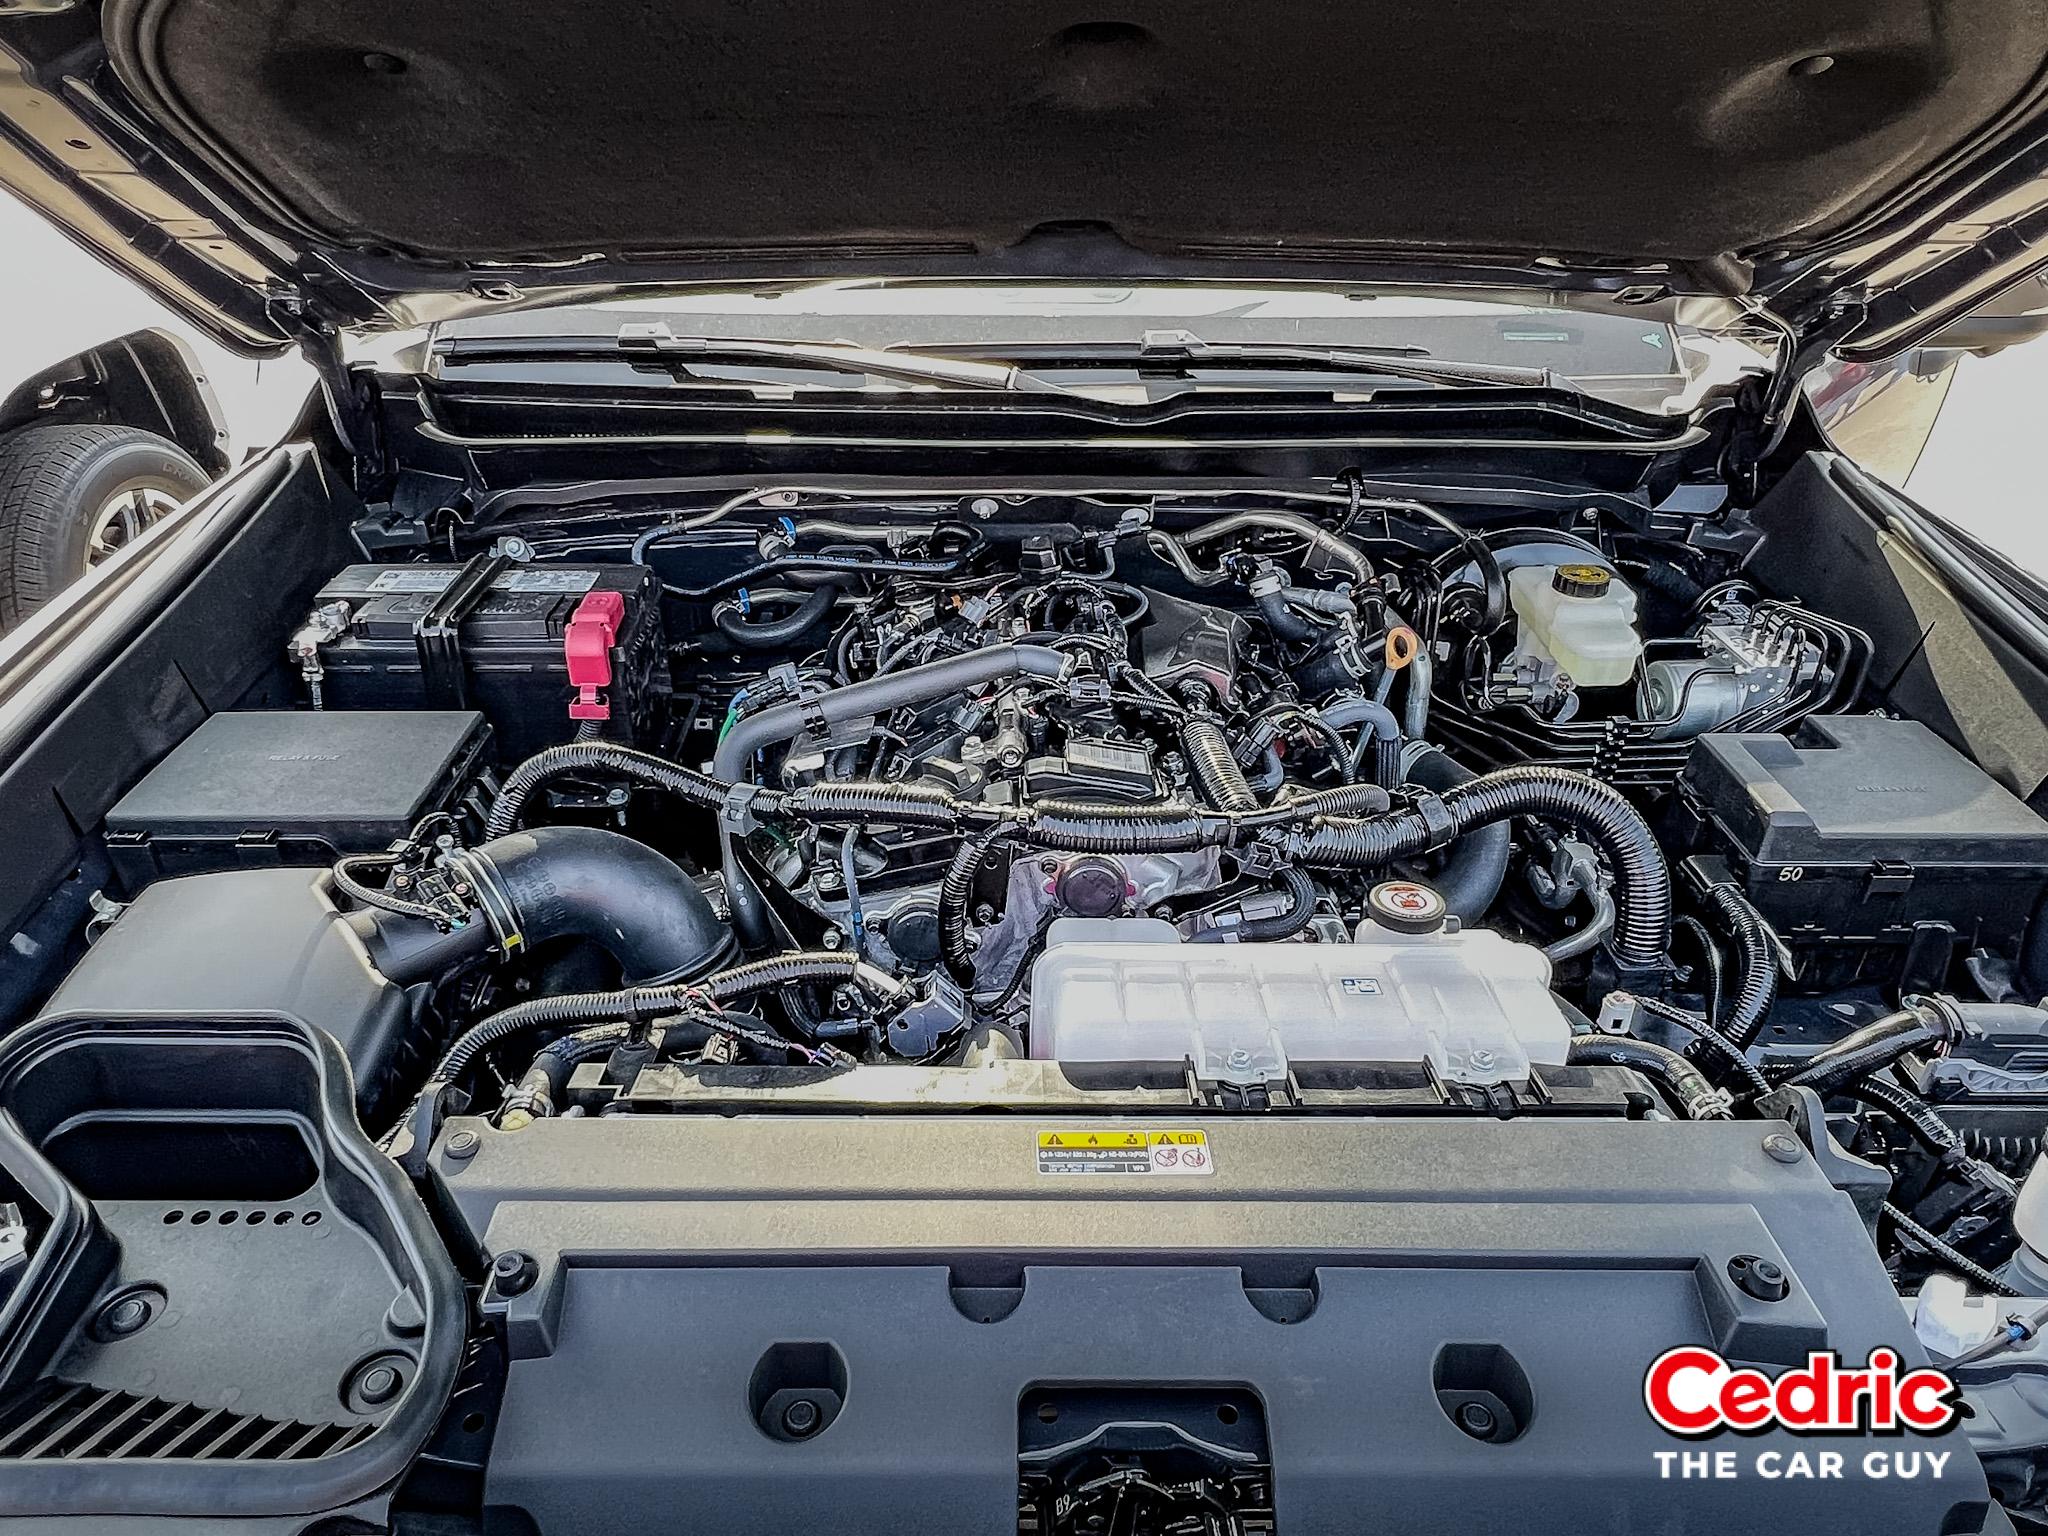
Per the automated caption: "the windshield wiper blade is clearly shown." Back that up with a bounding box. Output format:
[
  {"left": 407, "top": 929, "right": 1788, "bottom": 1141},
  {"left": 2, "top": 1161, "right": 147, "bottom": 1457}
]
[
  {"left": 917, "top": 329, "right": 1563, "bottom": 391},
  {"left": 616, "top": 321, "right": 1077, "bottom": 394}
]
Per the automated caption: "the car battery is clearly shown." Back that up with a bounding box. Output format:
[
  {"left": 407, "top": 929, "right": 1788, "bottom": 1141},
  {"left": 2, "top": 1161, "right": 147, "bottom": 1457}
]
[
  {"left": 1671, "top": 715, "right": 2048, "bottom": 985},
  {"left": 298, "top": 558, "right": 667, "bottom": 762}
]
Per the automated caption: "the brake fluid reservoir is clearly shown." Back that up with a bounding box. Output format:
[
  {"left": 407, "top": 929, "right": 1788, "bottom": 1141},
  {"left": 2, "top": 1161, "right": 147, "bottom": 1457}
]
[
  {"left": 1507, "top": 563, "right": 1642, "bottom": 688},
  {"left": 1028, "top": 915, "right": 1571, "bottom": 1088}
]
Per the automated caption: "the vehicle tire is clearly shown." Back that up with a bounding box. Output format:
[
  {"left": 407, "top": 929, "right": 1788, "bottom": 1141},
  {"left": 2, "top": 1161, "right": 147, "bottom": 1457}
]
[{"left": 0, "top": 422, "right": 211, "bottom": 630}]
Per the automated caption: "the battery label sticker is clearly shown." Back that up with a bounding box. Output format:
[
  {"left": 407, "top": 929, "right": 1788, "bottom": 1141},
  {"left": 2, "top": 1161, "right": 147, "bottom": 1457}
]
[
  {"left": 1036, "top": 1129, "right": 1213, "bottom": 1176},
  {"left": 365, "top": 569, "right": 600, "bottom": 594}
]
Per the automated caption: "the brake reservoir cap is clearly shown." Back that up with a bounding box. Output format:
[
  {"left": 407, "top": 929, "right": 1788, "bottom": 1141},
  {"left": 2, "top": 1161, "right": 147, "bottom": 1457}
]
[
  {"left": 1367, "top": 879, "right": 1448, "bottom": 935},
  {"left": 1551, "top": 563, "right": 1612, "bottom": 599}
]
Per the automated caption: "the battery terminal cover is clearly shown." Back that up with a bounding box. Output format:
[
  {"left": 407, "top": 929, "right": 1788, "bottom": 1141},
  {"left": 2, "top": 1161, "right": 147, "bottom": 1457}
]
[{"left": 565, "top": 589, "right": 626, "bottom": 721}]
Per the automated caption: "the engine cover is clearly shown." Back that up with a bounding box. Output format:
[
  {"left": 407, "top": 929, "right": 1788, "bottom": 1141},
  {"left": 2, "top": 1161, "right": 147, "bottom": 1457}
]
[{"left": 433, "top": 1114, "right": 1988, "bottom": 1536}]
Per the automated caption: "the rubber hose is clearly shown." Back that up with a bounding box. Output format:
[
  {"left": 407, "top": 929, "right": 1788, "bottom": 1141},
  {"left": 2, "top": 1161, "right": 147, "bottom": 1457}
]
[
  {"left": 667, "top": 521, "right": 985, "bottom": 599},
  {"left": 712, "top": 584, "right": 840, "bottom": 648},
  {"left": 1192, "top": 865, "right": 1318, "bottom": 943},
  {"left": 1254, "top": 588, "right": 1318, "bottom": 644},
  {"left": 1844, "top": 1075, "right": 1967, "bottom": 1158},
  {"left": 1322, "top": 695, "right": 1402, "bottom": 789},
  {"left": 1437, "top": 766, "right": 1667, "bottom": 966},
  {"left": 1402, "top": 746, "right": 1510, "bottom": 924},
  {"left": 1698, "top": 883, "right": 1778, "bottom": 1052},
  {"left": 505, "top": 1024, "right": 624, "bottom": 1120},
  {"left": 1181, "top": 716, "right": 1260, "bottom": 811},
  {"left": 1784, "top": 1007, "right": 1946, "bottom": 1096},
  {"left": 429, "top": 951, "right": 899, "bottom": 1088},
  {"left": 1176, "top": 511, "right": 1373, "bottom": 584},
  {"left": 1848, "top": 1076, "right": 2017, "bottom": 1203},
  {"left": 357, "top": 825, "right": 734, "bottom": 987},
  {"left": 449, "top": 824, "right": 735, "bottom": 984},
  {"left": 1672, "top": 914, "right": 1728, "bottom": 1030},
  {"left": 1619, "top": 993, "right": 1772, "bottom": 1096},
  {"left": 487, "top": 742, "right": 746, "bottom": 839},
  {"left": 1568, "top": 1035, "right": 1730, "bottom": 1120}
]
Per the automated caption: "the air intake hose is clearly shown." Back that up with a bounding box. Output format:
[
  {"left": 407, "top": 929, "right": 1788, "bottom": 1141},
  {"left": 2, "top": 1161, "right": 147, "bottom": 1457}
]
[{"left": 359, "top": 825, "right": 734, "bottom": 986}]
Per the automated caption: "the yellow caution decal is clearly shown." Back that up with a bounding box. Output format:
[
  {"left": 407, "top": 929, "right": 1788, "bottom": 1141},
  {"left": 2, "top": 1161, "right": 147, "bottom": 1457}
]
[{"left": 1036, "top": 1128, "right": 1213, "bottom": 1176}]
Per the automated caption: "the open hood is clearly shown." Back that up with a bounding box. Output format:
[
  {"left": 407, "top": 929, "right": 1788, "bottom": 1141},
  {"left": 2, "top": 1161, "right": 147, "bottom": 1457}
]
[{"left": 5, "top": 0, "right": 2048, "bottom": 362}]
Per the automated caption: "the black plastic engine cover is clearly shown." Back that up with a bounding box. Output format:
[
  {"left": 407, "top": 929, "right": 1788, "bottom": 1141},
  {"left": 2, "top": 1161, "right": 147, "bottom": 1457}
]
[{"left": 433, "top": 1114, "right": 1991, "bottom": 1535}]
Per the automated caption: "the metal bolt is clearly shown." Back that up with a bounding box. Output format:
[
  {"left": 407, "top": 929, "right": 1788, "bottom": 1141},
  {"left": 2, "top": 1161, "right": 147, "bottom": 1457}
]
[
  {"left": 969, "top": 497, "right": 1000, "bottom": 520},
  {"left": 1468, "top": 1048, "right": 1496, "bottom": 1071},
  {"left": 1762, "top": 1133, "right": 1802, "bottom": 1164},
  {"left": 445, "top": 1130, "right": 481, "bottom": 1161}
]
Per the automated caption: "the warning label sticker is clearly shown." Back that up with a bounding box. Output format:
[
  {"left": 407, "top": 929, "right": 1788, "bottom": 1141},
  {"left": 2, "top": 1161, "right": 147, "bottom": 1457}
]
[
  {"left": 365, "top": 568, "right": 599, "bottom": 595},
  {"left": 1036, "top": 1129, "right": 1213, "bottom": 1176}
]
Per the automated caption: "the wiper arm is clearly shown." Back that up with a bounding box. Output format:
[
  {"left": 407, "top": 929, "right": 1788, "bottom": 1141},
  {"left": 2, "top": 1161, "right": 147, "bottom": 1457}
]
[
  {"left": 916, "top": 329, "right": 1564, "bottom": 391},
  {"left": 616, "top": 322, "right": 1077, "bottom": 394}
]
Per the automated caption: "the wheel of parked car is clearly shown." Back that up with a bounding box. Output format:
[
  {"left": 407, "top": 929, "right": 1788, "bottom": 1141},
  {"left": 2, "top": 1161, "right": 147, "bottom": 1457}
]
[{"left": 0, "top": 421, "right": 210, "bottom": 628}]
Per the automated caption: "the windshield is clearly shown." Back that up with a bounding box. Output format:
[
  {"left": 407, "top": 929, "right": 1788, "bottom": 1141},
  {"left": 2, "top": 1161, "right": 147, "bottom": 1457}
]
[{"left": 427, "top": 282, "right": 1771, "bottom": 415}]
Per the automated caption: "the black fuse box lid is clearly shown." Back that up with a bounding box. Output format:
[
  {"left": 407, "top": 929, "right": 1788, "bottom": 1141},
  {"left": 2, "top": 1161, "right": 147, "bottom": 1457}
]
[
  {"left": 1682, "top": 715, "right": 2048, "bottom": 872},
  {"left": 106, "top": 710, "right": 489, "bottom": 881}
]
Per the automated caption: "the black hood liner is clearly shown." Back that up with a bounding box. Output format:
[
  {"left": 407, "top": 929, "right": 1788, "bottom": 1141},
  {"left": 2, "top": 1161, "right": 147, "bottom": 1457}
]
[{"left": 107, "top": 0, "right": 2048, "bottom": 270}]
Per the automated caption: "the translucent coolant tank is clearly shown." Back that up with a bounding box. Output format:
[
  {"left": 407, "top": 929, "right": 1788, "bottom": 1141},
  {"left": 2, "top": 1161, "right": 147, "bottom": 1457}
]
[
  {"left": 1028, "top": 917, "right": 1571, "bottom": 1087},
  {"left": 1506, "top": 563, "right": 1642, "bottom": 688}
]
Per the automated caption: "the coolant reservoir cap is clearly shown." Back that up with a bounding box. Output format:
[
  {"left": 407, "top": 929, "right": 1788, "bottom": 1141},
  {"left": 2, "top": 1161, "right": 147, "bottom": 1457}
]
[
  {"left": 1366, "top": 879, "right": 1448, "bottom": 934},
  {"left": 1551, "top": 563, "right": 1613, "bottom": 599}
]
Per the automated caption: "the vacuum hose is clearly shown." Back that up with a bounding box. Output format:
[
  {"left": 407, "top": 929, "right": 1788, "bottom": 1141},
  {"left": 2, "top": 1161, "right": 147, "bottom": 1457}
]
[
  {"left": 712, "top": 584, "right": 841, "bottom": 649},
  {"left": 1568, "top": 1035, "right": 1729, "bottom": 1120}
]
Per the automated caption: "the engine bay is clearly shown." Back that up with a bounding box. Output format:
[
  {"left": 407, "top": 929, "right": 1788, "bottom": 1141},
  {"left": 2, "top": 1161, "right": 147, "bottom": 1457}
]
[{"left": 5, "top": 472, "right": 2048, "bottom": 1532}]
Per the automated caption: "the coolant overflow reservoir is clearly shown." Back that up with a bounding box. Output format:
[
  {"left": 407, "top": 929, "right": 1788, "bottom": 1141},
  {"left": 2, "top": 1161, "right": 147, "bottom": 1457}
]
[
  {"left": 1027, "top": 917, "right": 1571, "bottom": 1088},
  {"left": 1507, "top": 563, "right": 1643, "bottom": 688}
]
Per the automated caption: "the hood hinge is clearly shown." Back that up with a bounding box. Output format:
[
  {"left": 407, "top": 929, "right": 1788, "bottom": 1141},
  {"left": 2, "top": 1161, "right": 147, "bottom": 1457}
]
[
  {"left": 1723, "top": 297, "right": 1865, "bottom": 501},
  {"left": 267, "top": 291, "right": 385, "bottom": 494}
]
